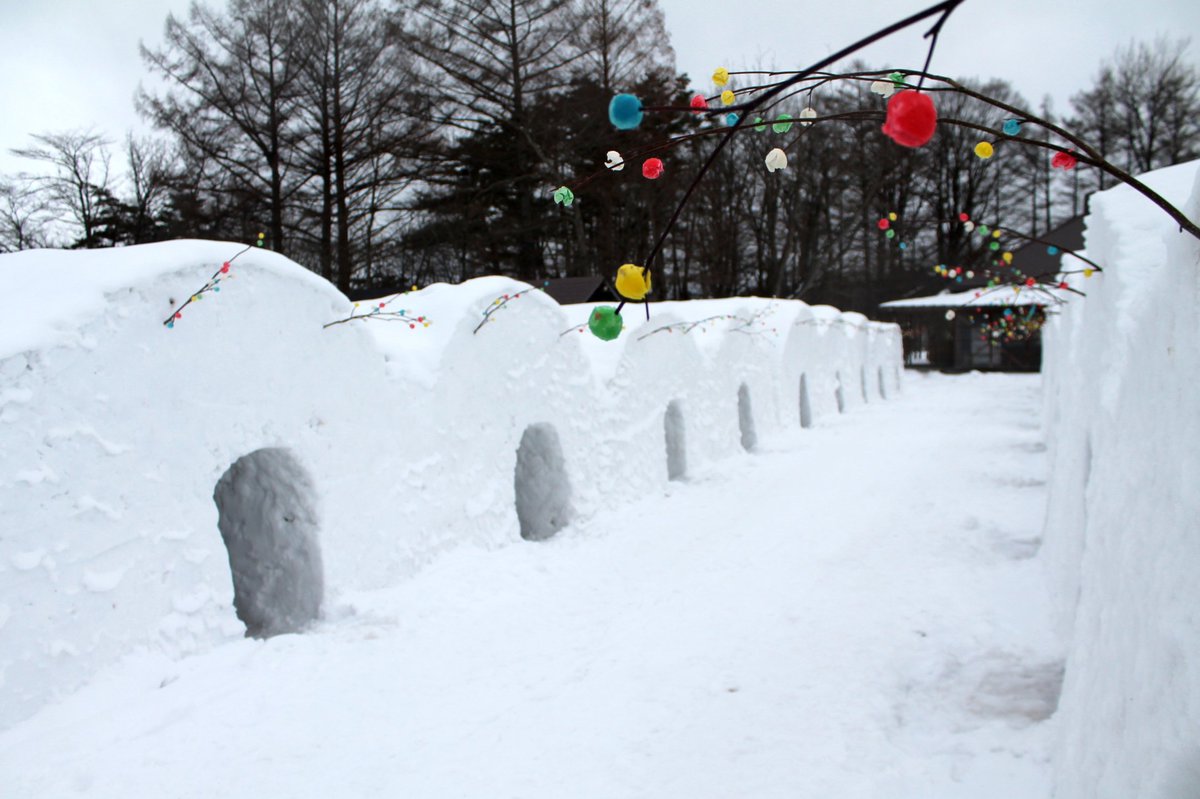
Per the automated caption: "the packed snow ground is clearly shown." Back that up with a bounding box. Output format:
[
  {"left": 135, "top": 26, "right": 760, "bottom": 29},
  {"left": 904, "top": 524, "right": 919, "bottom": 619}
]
[{"left": 0, "top": 371, "right": 1061, "bottom": 797}]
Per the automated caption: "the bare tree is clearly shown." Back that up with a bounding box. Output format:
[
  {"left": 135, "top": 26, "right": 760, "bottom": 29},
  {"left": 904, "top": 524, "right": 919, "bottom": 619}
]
[
  {"left": 0, "top": 177, "right": 54, "bottom": 251},
  {"left": 139, "top": 0, "right": 310, "bottom": 252},
  {"left": 10, "top": 130, "right": 112, "bottom": 247},
  {"left": 1070, "top": 39, "right": 1200, "bottom": 181},
  {"left": 572, "top": 0, "right": 674, "bottom": 94}
]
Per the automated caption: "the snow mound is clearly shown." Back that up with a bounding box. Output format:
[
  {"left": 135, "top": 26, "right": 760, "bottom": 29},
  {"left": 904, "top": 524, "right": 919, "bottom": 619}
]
[
  {"left": 1041, "top": 158, "right": 1200, "bottom": 797},
  {"left": 0, "top": 240, "right": 900, "bottom": 728}
]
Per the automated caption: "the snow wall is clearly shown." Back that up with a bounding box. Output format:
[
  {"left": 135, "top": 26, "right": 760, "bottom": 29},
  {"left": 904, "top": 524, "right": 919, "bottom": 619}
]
[
  {"left": 1042, "top": 160, "right": 1200, "bottom": 797},
  {"left": 0, "top": 241, "right": 902, "bottom": 729}
]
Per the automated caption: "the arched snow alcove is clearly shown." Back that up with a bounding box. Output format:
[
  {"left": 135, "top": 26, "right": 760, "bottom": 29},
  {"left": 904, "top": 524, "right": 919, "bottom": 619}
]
[
  {"left": 738, "top": 384, "right": 758, "bottom": 451},
  {"left": 878, "top": 366, "right": 888, "bottom": 399},
  {"left": 213, "top": 448, "right": 324, "bottom": 638},
  {"left": 514, "top": 423, "right": 573, "bottom": 541},
  {"left": 860, "top": 366, "right": 870, "bottom": 403},
  {"left": 835, "top": 372, "right": 846, "bottom": 413},
  {"left": 664, "top": 400, "right": 687, "bottom": 481},
  {"left": 799, "top": 373, "right": 814, "bottom": 429}
]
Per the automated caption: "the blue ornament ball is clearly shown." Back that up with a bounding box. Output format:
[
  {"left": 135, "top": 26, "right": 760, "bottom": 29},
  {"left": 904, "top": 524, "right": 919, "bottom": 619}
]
[
  {"left": 609, "top": 94, "right": 644, "bottom": 130},
  {"left": 1002, "top": 118, "right": 1022, "bottom": 136},
  {"left": 726, "top": 113, "right": 739, "bottom": 126},
  {"left": 1047, "top": 245, "right": 1060, "bottom": 255}
]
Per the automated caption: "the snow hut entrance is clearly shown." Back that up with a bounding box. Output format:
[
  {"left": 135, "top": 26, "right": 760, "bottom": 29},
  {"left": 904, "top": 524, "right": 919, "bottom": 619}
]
[
  {"left": 738, "top": 384, "right": 758, "bottom": 451},
  {"left": 665, "top": 400, "right": 687, "bottom": 481},
  {"left": 213, "top": 448, "right": 324, "bottom": 638},
  {"left": 515, "top": 423, "right": 573, "bottom": 541},
  {"left": 799, "top": 373, "right": 814, "bottom": 429}
]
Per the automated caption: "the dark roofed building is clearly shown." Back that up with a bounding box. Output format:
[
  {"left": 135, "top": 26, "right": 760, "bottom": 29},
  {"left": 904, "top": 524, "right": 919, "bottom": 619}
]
[
  {"left": 541, "top": 277, "right": 617, "bottom": 305},
  {"left": 877, "top": 215, "right": 1086, "bottom": 372}
]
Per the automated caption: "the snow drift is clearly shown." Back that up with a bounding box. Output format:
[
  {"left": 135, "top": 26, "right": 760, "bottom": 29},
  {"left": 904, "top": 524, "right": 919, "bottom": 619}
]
[
  {"left": 1042, "top": 160, "right": 1200, "bottom": 796},
  {"left": 0, "top": 242, "right": 900, "bottom": 728}
]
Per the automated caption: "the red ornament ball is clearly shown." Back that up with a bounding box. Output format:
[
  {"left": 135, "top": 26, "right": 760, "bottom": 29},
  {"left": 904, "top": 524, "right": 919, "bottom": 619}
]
[
  {"left": 690, "top": 94, "right": 708, "bottom": 112},
  {"left": 642, "top": 158, "right": 665, "bottom": 179},
  {"left": 881, "top": 91, "right": 937, "bottom": 148},
  {"left": 1025, "top": 277, "right": 1036, "bottom": 287},
  {"left": 958, "top": 212, "right": 970, "bottom": 222},
  {"left": 1051, "top": 150, "right": 1078, "bottom": 170},
  {"left": 877, "top": 218, "right": 890, "bottom": 230}
]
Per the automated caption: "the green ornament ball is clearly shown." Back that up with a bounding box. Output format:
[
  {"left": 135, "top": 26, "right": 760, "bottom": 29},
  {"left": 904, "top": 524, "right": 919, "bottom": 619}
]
[{"left": 588, "top": 305, "right": 623, "bottom": 341}]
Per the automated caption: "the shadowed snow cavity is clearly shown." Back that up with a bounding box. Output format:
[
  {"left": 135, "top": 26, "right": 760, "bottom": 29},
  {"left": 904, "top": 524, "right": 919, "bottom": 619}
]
[
  {"left": 878, "top": 366, "right": 888, "bottom": 399},
  {"left": 799, "top": 373, "right": 813, "bottom": 429},
  {"left": 664, "top": 400, "right": 687, "bottom": 481},
  {"left": 737, "top": 384, "right": 757, "bottom": 451},
  {"left": 213, "top": 448, "right": 323, "bottom": 638},
  {"left": 515, "top": 423, "right": 573, "bottom": 541},
  {"left": 835, "top": 372, "right": 846, "bottom": 414},
  {"left": 860, "top": 366, "right": 869, "bottom": 403}
]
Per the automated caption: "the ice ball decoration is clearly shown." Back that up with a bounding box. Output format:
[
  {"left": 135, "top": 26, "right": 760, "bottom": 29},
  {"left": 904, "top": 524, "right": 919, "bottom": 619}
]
[
  {"left": 608, "top": 93, "right": 644, "bottom": 130},
  {"left": 881, "top": 91, "right": 937, "bottom": 148},
  {"left": 588, "top": 306, "right": 624, "bottom": 340},
  {"left": 765, "top": 148, "right": 788, "bottom": 172}
]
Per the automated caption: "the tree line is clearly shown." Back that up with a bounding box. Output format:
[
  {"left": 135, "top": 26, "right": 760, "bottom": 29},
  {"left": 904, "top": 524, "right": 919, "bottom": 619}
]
[{"left": 2, "top": 0, "right": 1197, "bottom": 313}]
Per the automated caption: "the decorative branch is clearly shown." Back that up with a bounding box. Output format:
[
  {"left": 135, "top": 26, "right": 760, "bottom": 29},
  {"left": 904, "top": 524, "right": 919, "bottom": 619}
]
[{"left": 162, "top": 235, "right": 263, "bottom": 328}]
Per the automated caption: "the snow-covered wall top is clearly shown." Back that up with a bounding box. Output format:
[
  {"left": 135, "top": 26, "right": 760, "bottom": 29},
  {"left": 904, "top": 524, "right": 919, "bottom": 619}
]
[
  {"left": 0, "top": 243, "right": 901, "bottom": 729},
  {"left": 1042, "top": 160, "right": 1200, "bottom": 797}
]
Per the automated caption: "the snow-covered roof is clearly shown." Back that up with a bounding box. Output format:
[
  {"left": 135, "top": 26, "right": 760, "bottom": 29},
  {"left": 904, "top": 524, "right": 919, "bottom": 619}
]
[{"left": 879, "top": 285, "right": 1066, "bottom": 310}]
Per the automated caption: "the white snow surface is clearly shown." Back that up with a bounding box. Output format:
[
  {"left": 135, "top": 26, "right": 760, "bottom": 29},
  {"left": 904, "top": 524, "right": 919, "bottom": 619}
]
[
  {"left": 0, "top": 240, "right": 900, "bottom": 730},
  {"left": 0, "top": 372, "right": 1062, "bottom": 797},
  {"left": 1042, "top": 159, "right": 1200, "bottom": 797}
]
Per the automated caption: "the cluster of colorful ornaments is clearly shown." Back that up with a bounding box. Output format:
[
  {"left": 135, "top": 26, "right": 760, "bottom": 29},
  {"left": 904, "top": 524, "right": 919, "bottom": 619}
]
[{"left": 564, "top": 66, "right": 945, "bottom": 341}]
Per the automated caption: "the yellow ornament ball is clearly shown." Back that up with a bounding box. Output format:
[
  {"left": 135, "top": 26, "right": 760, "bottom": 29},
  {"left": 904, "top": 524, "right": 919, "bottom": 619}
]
[
  {"left": 974, "top": 141, "right": 994, "bottom": 159},
  {"left": 1002, "top": 251, "right": 1014, "bottom": 264},
  {"left": 721, "top": 89, "right": 735, "bottom": 106},
  {"left": 713, "top": 67, "right": 730, "bottom": 86},
  {"left": 615, "top": 264, "right": 652, "bottom": 301}
]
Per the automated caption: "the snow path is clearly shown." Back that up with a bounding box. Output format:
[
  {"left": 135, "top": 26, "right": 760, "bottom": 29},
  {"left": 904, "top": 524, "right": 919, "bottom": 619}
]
[{"left": 0, "top": 372, "right": 1062, "bottom": 798}]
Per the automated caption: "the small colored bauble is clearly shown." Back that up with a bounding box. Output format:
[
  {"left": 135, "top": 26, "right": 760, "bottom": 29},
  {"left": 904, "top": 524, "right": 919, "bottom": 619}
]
[
  {"left": 1052, "top": 150, "right": 1078, "bottom": 170},
  {"left": 608, "top": 94, "right": 643, "bottom": 130},
  {"left": 721, "top": 89, "right": 735, "bottom": 106},
  {"left": 726, "top": 113, "right": 739, "bottom": 126},
  {"left": 1047, "top": 245, "right": 1060, "bottom": 255},
  {"left": 870, "top": 80, "right": 896, "bottom": 98},
  {"left": 881, "top": 91, "right": 937, "bottom": 148},
  {"left": 799, "top": 106, "right": 817, "bottom": 126},
  {"left": 552, "top": 186, "right": 574, "bottom": 206},
  {"left": 772, "top": 113, "right": 793, "bottom": 133},
  {"left": 974, "top": 141, "right": 994, "bottom": 159},
  {"left": 1002, "top": 118, "right": 1022, "bottom": 136},
  {"left": 615, "top": 264, "right": 652, "bottom": 300},
  {"left": 642, "top": 158, "right": 664, "bottom": 179},
  {"left": 588, "top": 306, "right": 624, "bottom": 341},
  {"left": 877, "top": 218, "right": 890, "bottom": 230},
  {"left": 765, "top": 148, "right": 788, "bottom": 172},
  {"left": 690, "top": 94, "right": 708, "bottom": 112},
  {"left": 712, "top": 67, "right": 730, "bottom": 86}
]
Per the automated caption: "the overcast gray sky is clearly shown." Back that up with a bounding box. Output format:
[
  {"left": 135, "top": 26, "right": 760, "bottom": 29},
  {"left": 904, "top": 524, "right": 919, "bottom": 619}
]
[{"left": 2, "top": 0, "right": 1197, "bottom": 176}]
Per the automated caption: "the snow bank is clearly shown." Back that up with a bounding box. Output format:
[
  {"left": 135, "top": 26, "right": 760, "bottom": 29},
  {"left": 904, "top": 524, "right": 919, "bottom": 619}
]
[
  {"left": 1041, "top": 160, "right": 1200, "bottom": 796},
  {"left": 0, "top": 241, "right": 901, "bottom": 728}
]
